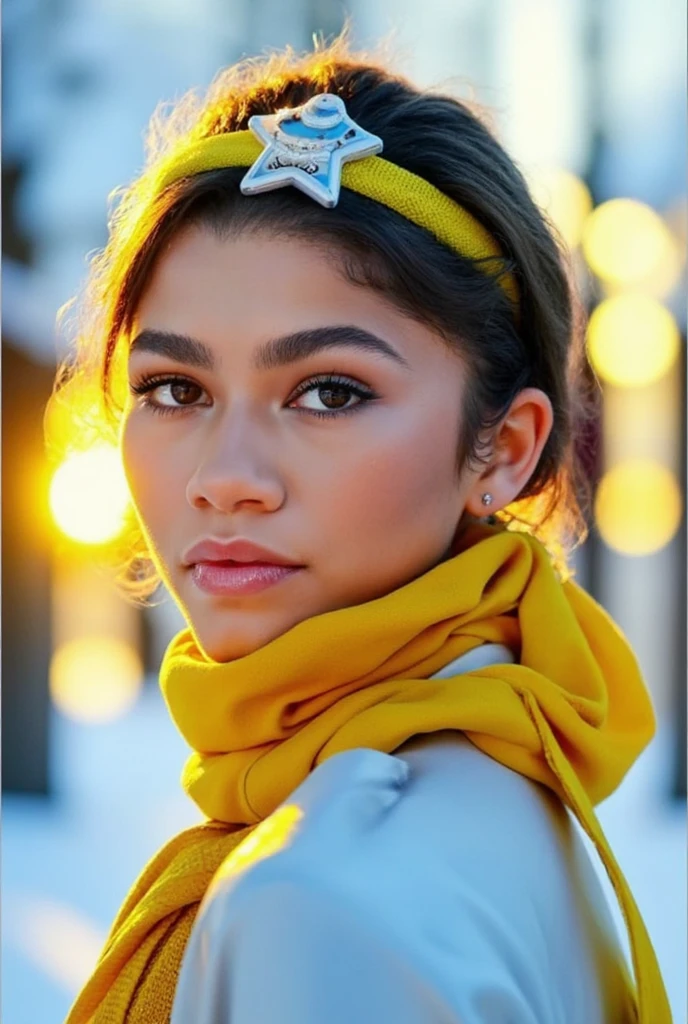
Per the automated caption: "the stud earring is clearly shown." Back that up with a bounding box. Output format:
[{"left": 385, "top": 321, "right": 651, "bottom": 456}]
[{"left": 480, "top": 493, "right": 494, "bottom": 507}]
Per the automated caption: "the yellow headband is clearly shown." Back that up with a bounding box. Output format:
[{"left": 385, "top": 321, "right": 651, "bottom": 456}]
[{"left": 152, "top": 130, "right": 520, "bottom": 310}]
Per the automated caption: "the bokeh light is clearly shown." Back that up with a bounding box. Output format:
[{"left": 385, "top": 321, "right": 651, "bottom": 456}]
[
  {"left": 49, "top": 444, "right": 130, "bottom": 545},
  {"left": 529, "top": 168, "right": 593, "bottom": 249},
  {"left": 581, "top": 198, "right": 682, "bottom": 297},
  {"left": 15, "top": 899, "right": 106, "bottom": 992},
  {"left": 587, "top": 294, "right": 680, "bottom": 388},
  {"left": 595, "top": 459, "right": 683, "bottom": 556},
  {"left": 50, "top": 636, "right": 143, "bottom": 723}
]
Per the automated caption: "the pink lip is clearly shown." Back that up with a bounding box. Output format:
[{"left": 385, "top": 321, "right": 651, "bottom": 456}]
[
  {"left": 182, "top": 537, "right": 303, "bottom": 568},
  {"left": 191, "top": 562, "right": 303, "bottom": 596}
]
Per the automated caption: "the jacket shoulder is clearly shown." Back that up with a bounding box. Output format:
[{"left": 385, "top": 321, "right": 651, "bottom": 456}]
[{"left": 173, "top": 738, "right": 634, "bottom": 1023}]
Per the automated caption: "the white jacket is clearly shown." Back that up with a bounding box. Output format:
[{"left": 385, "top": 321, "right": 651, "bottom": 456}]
[{"left": 171, "top": 646, "right": 635, "bottom": 1023}]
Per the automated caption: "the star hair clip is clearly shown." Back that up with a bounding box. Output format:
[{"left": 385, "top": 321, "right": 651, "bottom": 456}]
[{"left": 240, "top": 94, "right": 383, "bottom": 208}]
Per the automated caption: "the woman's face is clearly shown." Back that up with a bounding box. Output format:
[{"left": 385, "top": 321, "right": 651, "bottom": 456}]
[{"left": 122, "top": 225, "right": 484, "bottom": 661}]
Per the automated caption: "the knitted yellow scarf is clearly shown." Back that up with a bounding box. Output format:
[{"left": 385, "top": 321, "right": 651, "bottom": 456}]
[{"left": 65, "top": 524, "right": 671, "bottom": 1023}]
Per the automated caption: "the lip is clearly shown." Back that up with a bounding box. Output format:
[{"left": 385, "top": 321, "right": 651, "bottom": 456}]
[
  {"left": 190, "top": 561, "right": 303, "bottom": 597},
  {"left": 182, "top": 537, "right": 303, "bottom": 568}
]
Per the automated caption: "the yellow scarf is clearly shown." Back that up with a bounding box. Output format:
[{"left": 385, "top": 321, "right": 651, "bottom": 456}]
[{"left": 65, "top": 524, "right": 671, "bottom": 1023}]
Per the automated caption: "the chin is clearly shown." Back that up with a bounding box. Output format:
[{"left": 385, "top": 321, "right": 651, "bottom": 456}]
[
  {"left": 176, "top": 569, "right": 315, "bottom": 662},
  {"left": 191, "top": 610, "right": 294, "bottom": 663},
  {"left": 211, "top": 641, "right": 262, "bottom": 663},
  {"left": 192, "top": 629, "right": 260, "bottom": 663}
]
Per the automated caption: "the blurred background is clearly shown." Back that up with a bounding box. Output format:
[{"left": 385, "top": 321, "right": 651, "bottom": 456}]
[{"left": 2, "top": 1, "right": 686, "bottom": 1021}]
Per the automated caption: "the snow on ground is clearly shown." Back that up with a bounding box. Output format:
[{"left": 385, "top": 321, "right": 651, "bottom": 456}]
[{"left": 3, "top": 681, "right": 686, "bottom": 1024}]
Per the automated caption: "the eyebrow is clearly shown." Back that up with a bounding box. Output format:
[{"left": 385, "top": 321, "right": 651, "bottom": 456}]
[{"left": 128, "top": 325, "right": 411, "bottom": 372}]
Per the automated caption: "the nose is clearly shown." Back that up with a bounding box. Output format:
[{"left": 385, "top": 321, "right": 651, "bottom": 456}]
[{"left": 185, "top": 410, "right": 286, "bottom": 514}]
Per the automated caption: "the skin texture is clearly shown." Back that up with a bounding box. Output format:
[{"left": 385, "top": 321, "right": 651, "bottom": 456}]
[{"left": 121, "top": 226, "right": 553, "bottom": 662}]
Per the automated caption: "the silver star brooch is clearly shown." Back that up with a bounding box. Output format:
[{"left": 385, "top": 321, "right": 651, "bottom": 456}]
[{"left": 240, "top": 94, "right": 383, "bottom": 208}]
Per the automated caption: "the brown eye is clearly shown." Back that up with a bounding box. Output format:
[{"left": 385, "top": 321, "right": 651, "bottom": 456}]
[
  {"left": 316, "top": 384, "right": 353, "bottom": 409},
  {"left": 129, "top": 374, "right": 209, "bottom": 414},
  {"left": 289, "top": 374, "right": 376, "bottom": 418},
  {"left": 166, "top": 381, "right": 202, "bottom": 406}
]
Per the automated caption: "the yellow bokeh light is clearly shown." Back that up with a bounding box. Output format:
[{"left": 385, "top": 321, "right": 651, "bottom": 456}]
[
  {"left": 49, "top": 444, "right": 130, "bottom": 545},
  {"left": 581, "top": 198, "right": 682, "bottom": 296},
  {"left": 587, "top": 294, "right": 680, "bottom": 388},
  {"left": 50, "top": 636, "right": 143, "bottom": 723},
  {"left": 530, "top": 169, "right": 593, "bottom": 250},
  {"left": 595, "top": 460, "right": 682, "bottom": 556}
]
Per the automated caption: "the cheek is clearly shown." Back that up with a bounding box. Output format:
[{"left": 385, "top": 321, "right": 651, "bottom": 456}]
[
  {"left": 316, "top": 408, "right": 461, "bottom": 533},
  {"left": 120, "top": 415, "right": 186, "bottom": 545}
]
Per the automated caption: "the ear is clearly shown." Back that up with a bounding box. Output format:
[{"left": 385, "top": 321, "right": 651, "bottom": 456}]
[{"left": 464, "top": 388, "right": 554, "bottom": 516}]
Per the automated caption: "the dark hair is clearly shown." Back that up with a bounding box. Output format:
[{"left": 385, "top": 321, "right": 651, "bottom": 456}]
[{"left": 49, "top": 37, "right": 592, "bottom": 599}]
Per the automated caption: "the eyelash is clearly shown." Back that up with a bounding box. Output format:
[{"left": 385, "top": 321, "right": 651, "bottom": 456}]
[{"left": 128, "top": 372, "right": 378, "bottom": 420}]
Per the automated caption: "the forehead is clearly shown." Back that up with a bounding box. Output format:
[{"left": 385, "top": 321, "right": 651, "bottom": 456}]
[
  {"left": 136, "top": 225, "right": 372, "bottom": 325},
  {"left": 132, "top": 225, "right": 460, "bottom": 375}
]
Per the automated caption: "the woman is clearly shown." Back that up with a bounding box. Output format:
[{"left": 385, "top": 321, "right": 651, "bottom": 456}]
[{"left": 54, "top": 38, "right": 671, "bottom": 1024}]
